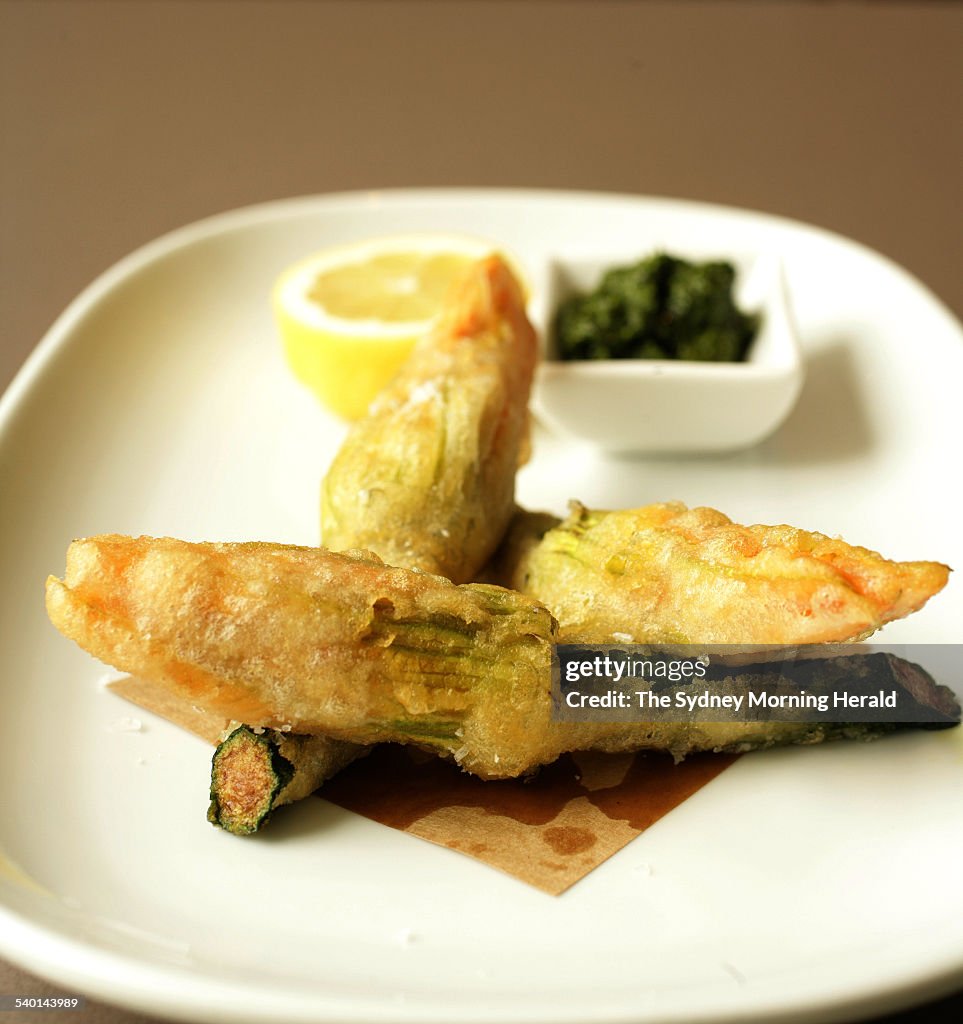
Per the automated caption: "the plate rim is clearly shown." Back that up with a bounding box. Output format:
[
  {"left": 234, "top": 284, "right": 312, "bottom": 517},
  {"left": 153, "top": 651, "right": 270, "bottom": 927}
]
[{"left": 2, "top": 892, "right": 963, "bottom": 1024}]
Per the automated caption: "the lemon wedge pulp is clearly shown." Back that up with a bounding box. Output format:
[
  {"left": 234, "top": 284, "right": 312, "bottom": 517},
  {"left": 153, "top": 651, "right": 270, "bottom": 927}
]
[{"left": 272, "top": 234, "right": 498, "bottom": 419}]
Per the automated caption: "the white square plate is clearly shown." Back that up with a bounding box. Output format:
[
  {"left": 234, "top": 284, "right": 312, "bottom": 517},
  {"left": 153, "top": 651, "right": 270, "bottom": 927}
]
[{"left": 1, "top": 190, "right": 961, "bottom": 1024}]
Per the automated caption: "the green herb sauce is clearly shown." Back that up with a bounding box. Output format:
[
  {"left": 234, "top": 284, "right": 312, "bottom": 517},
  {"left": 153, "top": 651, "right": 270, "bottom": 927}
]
[{"left": 555, "top": 253, "right": 759, "bottom": 362}]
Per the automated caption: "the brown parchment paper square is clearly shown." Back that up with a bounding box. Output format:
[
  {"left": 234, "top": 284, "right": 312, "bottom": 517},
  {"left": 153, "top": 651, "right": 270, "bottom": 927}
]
[
  {"left": 110, "top": 677, "right": 736, "bottom": 895},
  {"left": 322, "top": 746, "right": 736, "bottom": 894}
]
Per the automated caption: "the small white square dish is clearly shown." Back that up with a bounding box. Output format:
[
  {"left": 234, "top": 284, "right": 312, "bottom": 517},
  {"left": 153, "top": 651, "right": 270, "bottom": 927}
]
[{"left": 531, "top": 251, "right": 804, "bottom": 453}]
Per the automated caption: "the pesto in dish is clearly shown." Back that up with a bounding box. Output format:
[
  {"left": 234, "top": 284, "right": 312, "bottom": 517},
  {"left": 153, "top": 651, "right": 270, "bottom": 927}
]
[{"left": 555, "top": 253, "right": 759, "bottom": 362}]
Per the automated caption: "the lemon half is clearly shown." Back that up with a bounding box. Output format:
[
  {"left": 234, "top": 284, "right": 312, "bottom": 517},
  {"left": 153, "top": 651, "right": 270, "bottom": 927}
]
[{"left": 273, "top": 234, "right": 499, "bottom": 419}]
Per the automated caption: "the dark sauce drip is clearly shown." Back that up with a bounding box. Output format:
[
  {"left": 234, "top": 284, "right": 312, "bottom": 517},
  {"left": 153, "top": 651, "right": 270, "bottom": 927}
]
[{"left": 322, "top": 745, "right": 737, "bottom": 835}]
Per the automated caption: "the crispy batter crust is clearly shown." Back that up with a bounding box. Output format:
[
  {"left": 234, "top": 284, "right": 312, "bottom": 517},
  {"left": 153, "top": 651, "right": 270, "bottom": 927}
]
[
  {"left": 506, "top": 502, "right": 950, "bottom": 644},
  {"left": 46, "top": 537, "right": 557, "bottom": 776},
  {"left": 320, "top": 255, "right": 536, "bottom": 583},
  {"left": 47, "top": 524, "right": 953, "bottom": 779}
]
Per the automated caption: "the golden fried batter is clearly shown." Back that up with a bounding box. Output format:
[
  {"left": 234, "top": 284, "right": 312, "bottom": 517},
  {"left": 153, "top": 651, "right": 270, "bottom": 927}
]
[
  {"left": 320, "top": 255, "right": 536, "bottom": 583},
  {"left": 46, "top": 537, "right": 554, "bottom": 777},
  {"left": 47, "top": 532, "right": 953, "bottom": 780},
  {"left": 500, "top": 502, "right": 949, "bottom": 644}
]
